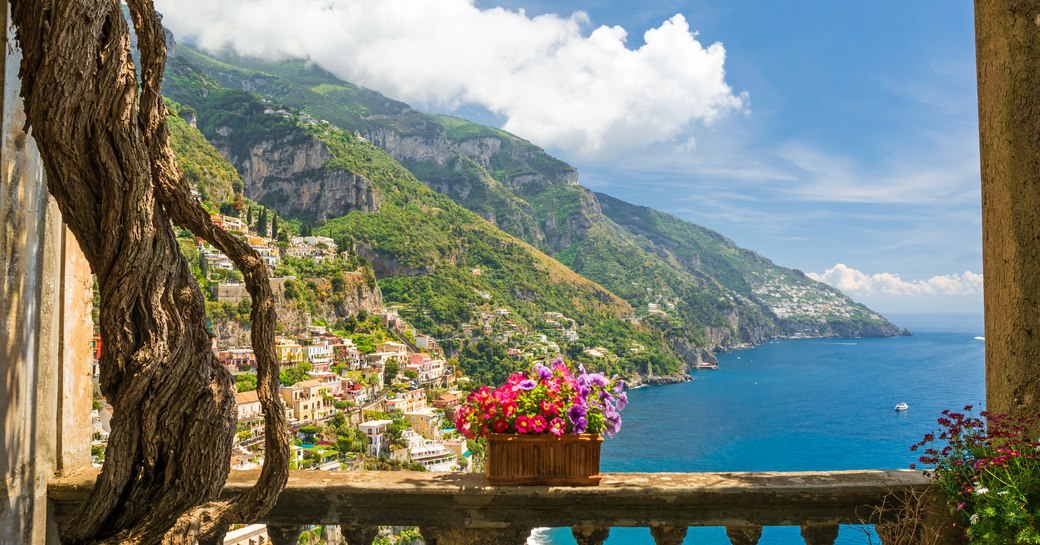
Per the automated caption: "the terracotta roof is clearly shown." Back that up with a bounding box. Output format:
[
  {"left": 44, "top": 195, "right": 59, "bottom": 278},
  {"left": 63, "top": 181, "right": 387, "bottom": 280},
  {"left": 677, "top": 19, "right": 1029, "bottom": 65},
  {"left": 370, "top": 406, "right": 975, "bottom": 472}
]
[{"left": 235, "top": 390, "right": 260, "bottom": 405}]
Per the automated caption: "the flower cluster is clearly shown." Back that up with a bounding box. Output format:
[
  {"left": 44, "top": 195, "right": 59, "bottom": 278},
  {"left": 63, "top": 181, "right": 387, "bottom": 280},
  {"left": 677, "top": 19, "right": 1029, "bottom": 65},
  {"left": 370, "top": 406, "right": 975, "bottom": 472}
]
[
  {"left": 912, "top": 406, "right": 1040, "bottom": 544},
  {"left": 454, "top": 359, "right": 627, "bottom": 440}
]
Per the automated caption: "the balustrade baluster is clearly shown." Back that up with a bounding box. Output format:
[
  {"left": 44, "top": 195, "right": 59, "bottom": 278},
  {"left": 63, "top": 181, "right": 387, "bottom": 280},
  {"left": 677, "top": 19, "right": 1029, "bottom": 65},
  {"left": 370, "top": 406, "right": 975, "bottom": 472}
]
[
  {"left": 799, "top": 524, "right": 839, "bottom": 545},
  {"left": 571, "top": 525, "right": 610, "bottom": 545},
  {"left": 725, "top": 524, "right": 763, "bottom": 545},
  {"left": 340, "top": 524, "right": 379, "bottom": 545},
  {"left": 649, "top": 525, "right": 688, "bottom": 545},
  {"left": 267, "top": 524, "right": 305, "bottom": 545}
]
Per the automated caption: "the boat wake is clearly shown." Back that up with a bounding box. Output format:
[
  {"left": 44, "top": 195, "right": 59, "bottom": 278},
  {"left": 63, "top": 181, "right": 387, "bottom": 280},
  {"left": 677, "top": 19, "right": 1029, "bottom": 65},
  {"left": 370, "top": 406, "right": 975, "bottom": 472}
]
[{"left": 974, "top": 336, "right": 985, "bottom": 341}]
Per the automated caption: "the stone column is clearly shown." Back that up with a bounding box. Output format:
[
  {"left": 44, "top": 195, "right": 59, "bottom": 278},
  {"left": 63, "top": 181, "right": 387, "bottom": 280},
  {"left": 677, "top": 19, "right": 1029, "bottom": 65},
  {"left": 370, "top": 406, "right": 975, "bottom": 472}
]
[
  {"left": 648, "top": 525, "right": 687, "bottom": 545},
  {"left": 571, "top": 525, "right": 610, "bottom": 545},
  {"left": 0, "top": 3, "right": 94, "bottom": 542},
  {"left": 976, "top": 0, "right": 1040, "bottom": 421},
  {"left": 725, "top": 525, "right": 762, "bottom": 545}
]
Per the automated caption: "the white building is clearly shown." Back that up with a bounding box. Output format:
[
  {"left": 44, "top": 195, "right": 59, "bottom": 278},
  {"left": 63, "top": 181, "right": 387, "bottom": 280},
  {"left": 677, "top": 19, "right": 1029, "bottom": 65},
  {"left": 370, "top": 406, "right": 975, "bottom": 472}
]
[{"left": 359, "top": 419, "right": 394, "bottom": 457}]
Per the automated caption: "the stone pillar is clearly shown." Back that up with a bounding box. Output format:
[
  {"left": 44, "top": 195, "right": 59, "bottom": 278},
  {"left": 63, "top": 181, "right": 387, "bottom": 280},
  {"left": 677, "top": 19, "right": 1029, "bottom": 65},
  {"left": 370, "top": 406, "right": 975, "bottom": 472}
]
[
  {"left": 340, "top": 524, "right": 378, "bottom": 545},
  {"left": 648, "top": 525, "right": 688, "bottom": 545},
  {"left": 0, "top": 2, "right": 94, "bottom": 542},
  {"left": 976, "top": 0, "right": 1040, "bottom": 420},
  {"left": 571, "top": 525, "right": 610, "bottom": 545},
  {"left": 799, "top": 525, "right": 838, "bottom": 545},
  {"left": 725, "top": 525, "right": 762, "bottom": 545},
  {"left": 267, "top": 524, "right": 304, "bottom": 545}
]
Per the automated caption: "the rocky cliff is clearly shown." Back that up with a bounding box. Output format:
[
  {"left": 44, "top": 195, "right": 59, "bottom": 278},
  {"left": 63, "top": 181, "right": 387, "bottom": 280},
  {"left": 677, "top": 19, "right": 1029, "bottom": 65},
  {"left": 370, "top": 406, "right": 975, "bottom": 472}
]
[
  {"left": 212, "top": 272, "right": 383, "bottom": 348},
  {"left": 214, "top": 128, "right": 378, "bottom": 223}
]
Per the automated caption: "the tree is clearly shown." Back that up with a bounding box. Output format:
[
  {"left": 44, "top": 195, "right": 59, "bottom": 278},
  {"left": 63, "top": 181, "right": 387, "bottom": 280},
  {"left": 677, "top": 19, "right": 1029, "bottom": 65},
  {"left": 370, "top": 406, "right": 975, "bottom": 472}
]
[
  {"left": 9, "top": 2, "right": 288, "bottom": 543},
  {"left": 301, "top": 224, "right": 314, "bottom": 237},
  {"left": 271, "top": 215, "right": 280, "bottom": 240},
  {"left": 246, "top": 205, "right": 253, "bottom": 225},
  {"left": 257, "top": 207, "right": 269, "bottom": 237},
  {"left": 384, "top": 361, "right": 400, "bottom": 386}
]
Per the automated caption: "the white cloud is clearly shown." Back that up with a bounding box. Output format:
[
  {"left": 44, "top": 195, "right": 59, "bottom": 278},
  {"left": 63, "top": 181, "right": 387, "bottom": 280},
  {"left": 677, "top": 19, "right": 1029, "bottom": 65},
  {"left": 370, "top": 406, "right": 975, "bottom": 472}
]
[
  {"left": 155, "top": 0, "right": 745, "bottom": 158},
  {"left": 808, "top": 263, "right": 983, "bottom": 296}
]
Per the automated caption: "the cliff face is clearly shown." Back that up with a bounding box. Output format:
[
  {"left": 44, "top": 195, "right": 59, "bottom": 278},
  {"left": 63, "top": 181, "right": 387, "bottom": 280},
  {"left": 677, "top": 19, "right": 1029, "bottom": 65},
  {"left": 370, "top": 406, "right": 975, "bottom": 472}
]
[
  {"left": 217, "top": 131, "right": 378, "bottom": 223},
  {"left": 212, "top": 273, "right": 383, "bottom": 348}
]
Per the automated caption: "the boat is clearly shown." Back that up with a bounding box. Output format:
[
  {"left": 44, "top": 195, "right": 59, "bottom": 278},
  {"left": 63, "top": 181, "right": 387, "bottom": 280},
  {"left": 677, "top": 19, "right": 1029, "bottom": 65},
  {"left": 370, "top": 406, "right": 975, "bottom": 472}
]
[
  {"left": 695, "top": 362, "right": 719, "bottom": 370},
  {"left": 894, "top": 402, "right": 909, "bottom": 411}
]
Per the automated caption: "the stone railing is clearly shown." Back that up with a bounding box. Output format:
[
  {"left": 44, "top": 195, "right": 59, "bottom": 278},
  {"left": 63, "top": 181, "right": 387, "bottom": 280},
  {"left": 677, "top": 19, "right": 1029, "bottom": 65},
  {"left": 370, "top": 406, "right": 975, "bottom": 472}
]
[{"left": 48, "top": 469, "right": 960, "bottom": 545}]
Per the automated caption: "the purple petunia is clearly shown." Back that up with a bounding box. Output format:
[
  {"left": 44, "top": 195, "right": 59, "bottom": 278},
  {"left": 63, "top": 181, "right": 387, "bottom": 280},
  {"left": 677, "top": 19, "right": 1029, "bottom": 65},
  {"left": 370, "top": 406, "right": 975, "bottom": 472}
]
[
  {"left": 613, "top": 379, "right": 625, "bottom": 394},
  {"left": 573, "top": 416, "right": 588, "bottom": 434},
  {"left": 567, "top": 404, "right": 586, "bottom": 425},
  {"left": 534, "top": 363, "right": 552, "bottom": 380},
  {"left": 588, "top": 373, "right": 608, "bottom": 387},
  {"left": 615, "top": 391, "right": 628, "bottom": 411},
  {"left": 518, "top": 379, "right": 538, "bottom": 391}
]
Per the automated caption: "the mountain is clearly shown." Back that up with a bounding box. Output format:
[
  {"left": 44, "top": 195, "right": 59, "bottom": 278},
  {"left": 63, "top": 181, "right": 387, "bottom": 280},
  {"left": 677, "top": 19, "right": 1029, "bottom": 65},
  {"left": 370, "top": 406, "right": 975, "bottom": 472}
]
[
  {"left": 161, "top": 40, "right": 905, "bottom": 375},
  {"left": 162, "top": 52, "right": 686, "bottom": 382}
]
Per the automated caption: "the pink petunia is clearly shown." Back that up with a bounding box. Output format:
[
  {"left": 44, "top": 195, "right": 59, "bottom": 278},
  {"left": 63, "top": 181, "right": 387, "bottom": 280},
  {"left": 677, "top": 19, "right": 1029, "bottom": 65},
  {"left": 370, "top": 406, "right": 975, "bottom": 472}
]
[
  {"left": 515, "top": 415, "right": 532, "bottom": 434},
  {"left": 531, "top": 415, "right": 548, "bottom": 433},
  {"left": 501, "top": 400, "right": 518, "bottom": 418},
  {"left": 549, "top": 417, "right": 566, "bottom": 437},
  {"left": 493, "top": 419, "right": 509, "bottom": 433}
]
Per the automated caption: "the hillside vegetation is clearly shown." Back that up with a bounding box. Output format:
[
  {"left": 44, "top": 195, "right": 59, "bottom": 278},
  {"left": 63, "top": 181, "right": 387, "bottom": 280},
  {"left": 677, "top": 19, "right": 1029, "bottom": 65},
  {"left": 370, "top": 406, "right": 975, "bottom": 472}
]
[
  {"left": 163, "top": 53, "right": 685, "bottom": 379},
  {"left": 162, "top": 39, "right": 905, "bottom": 377}
]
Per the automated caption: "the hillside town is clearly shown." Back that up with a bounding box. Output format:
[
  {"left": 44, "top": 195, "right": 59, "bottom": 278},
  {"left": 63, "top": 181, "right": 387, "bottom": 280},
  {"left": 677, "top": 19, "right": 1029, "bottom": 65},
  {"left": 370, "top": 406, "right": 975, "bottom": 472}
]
[{"left": 91, "top": 213, "right": 474, "bottom": 482}]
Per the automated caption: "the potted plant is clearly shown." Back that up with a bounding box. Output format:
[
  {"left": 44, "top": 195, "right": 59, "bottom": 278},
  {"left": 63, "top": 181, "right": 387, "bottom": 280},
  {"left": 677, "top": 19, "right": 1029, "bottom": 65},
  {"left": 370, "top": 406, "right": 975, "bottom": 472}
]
[
  {"left": 912, "top": 406, "right": 1040, "bottom": 544},
  {"left": 455, "top": 358, "right": 627, "bottom": 485}
]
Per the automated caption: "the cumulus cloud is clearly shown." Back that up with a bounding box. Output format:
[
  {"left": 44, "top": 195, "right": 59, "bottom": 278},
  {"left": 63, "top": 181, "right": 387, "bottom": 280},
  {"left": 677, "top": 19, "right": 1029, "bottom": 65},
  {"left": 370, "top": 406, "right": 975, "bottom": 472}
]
[
  {"left": 808, "top": 263, "right": 983, "bottom": 296},
  {"left": 155, "top": 0, "right": 744, "bottom": 158}
]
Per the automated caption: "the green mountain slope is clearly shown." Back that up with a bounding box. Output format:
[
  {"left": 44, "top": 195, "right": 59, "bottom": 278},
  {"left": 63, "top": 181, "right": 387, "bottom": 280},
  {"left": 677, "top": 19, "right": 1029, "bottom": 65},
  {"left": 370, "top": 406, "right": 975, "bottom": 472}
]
[
  {"left": 162, "top": 55, "right": 684, "bottom": 379},
  {"left": 163, "top": 41, "right": 906, "bottom": 372}
]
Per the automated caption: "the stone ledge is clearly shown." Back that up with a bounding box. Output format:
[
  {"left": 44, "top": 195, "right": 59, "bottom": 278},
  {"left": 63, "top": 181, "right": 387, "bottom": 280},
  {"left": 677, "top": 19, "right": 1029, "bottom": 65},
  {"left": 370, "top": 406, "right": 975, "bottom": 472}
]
[{"left": 49, "top": 469, "right": 931, "bottom": 529}]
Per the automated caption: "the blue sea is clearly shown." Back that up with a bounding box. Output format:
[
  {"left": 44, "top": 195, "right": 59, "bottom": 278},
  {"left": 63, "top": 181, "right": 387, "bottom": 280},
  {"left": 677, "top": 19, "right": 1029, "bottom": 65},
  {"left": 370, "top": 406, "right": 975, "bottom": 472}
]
[{"left": 539, "top": 313, "right": 986, "bottom": 545}]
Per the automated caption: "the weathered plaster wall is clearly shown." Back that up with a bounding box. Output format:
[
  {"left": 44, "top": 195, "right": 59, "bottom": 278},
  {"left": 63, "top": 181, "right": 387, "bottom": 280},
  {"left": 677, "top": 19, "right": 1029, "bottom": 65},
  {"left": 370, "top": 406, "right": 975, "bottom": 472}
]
[
  {"left": 976, "top": 0, "right": 1040, "bottom": 421},
  {"left": 0, "top": 1, "right": 93, "bottom": 542}
]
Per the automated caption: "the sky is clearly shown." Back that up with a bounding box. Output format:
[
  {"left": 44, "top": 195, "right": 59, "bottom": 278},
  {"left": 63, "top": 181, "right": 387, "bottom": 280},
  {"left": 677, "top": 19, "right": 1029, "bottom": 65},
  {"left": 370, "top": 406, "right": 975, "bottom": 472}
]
[{"left": 155, "top": 0, "right": 983, "bottom": 315}]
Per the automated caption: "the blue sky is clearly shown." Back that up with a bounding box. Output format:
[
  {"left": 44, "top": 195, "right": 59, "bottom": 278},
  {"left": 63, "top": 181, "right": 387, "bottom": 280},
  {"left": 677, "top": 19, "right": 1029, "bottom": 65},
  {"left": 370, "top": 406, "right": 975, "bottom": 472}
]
[{"left": 158, "top": 0, "right": 983, "bottom": 314}]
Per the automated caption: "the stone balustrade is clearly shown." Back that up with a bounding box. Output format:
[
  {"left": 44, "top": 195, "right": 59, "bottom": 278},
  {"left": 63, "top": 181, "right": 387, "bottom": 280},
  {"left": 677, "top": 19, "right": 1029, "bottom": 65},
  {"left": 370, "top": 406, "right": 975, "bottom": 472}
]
[{"left": 48, "top": 469, "right": 960, "bottom": 545}]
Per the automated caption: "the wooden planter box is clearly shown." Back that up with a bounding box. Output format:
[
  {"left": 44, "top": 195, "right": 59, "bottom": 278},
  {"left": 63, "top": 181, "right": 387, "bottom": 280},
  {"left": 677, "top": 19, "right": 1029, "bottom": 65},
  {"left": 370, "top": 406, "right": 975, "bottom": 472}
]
[{"left": 486, "top": 433, "right": 602, "bottom": 486}]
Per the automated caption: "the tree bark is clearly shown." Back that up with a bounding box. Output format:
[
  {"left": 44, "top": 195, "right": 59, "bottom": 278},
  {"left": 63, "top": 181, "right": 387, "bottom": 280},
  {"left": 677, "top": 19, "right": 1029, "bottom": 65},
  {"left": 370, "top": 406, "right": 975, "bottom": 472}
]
[{"left": 9, "top": 1, "right": 289, "bottom": 543}]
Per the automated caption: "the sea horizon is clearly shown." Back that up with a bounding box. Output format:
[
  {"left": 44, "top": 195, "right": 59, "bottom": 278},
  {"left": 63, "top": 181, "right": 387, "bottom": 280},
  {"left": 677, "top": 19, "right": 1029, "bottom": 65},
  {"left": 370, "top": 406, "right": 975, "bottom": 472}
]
[{"left": 540, "top": 312, "right": 985, "bottom": 545}]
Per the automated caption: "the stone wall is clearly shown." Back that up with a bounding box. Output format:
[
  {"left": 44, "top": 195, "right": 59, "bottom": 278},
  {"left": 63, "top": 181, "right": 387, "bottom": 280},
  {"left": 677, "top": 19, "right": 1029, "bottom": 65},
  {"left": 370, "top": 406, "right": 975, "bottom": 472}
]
[{"left": 0, "top": 2, "right": 94, "bottom": 542}]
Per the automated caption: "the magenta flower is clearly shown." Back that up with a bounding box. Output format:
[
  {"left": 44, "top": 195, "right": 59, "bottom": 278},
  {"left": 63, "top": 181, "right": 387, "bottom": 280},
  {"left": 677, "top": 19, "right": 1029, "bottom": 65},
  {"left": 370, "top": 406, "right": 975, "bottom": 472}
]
[
  {"left": 493, "top": 419, "right": 509, "bottom": 433},
  {"left": 531, "top": 415, "right": 548, "bottom": 433},
  {"left": 518, "top": 379, "right": 538, "bottom": 391},
  {"left": 515, "top": 415, "right": 533, "bottom": 434},
  {"left": 549, "top": 417, "right": 566, "bottom": 437}
]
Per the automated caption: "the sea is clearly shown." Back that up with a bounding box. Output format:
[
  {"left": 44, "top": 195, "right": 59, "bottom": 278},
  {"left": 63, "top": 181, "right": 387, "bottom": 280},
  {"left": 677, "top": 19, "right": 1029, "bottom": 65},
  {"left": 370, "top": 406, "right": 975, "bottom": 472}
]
[{"left": 536, "top": 313, "right": 986, "bottom": 545}]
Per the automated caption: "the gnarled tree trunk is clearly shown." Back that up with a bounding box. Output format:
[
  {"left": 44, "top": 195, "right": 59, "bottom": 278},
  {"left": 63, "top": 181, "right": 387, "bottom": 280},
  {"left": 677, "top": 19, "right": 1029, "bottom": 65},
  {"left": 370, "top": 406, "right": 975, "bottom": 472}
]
[{"left": 10, "top": 0, "right": 289, "bottom": 543}]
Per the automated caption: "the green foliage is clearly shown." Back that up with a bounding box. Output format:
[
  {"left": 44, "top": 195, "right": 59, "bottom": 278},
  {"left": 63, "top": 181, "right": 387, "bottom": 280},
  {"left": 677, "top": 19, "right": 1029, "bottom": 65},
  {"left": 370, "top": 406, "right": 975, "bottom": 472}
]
[
  {"left": 280, "top": 362, "right": 313, "bottom": 386},
  {"left": 165, "top": 99, "right": 243, "bottom": 204},
  {"left": 914, "top": 409, "right": 1040, "bottom": 544},
  {"left": 383, "top": 361, "right": 399, "bottom": 386},
  {"left": 235, "top": 373, "right": 257, "bottom": 392},
  {"left": 256, "top": 207, "right": 269, "bottom": 237}
]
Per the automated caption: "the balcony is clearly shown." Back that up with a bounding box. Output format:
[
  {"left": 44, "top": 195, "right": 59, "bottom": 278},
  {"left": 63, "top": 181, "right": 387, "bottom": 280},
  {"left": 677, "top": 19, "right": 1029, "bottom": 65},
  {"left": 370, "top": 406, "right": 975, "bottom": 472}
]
[{"left": 48, "top": 468, "right": 954, "bottom": 545}]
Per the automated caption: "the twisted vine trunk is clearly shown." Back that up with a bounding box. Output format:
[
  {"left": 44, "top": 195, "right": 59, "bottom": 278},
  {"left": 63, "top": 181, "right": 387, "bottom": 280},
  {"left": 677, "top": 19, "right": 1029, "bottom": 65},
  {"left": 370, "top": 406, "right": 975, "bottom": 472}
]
[{"left": 10, "top": 1, "right": 289, "bottom": 543}]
